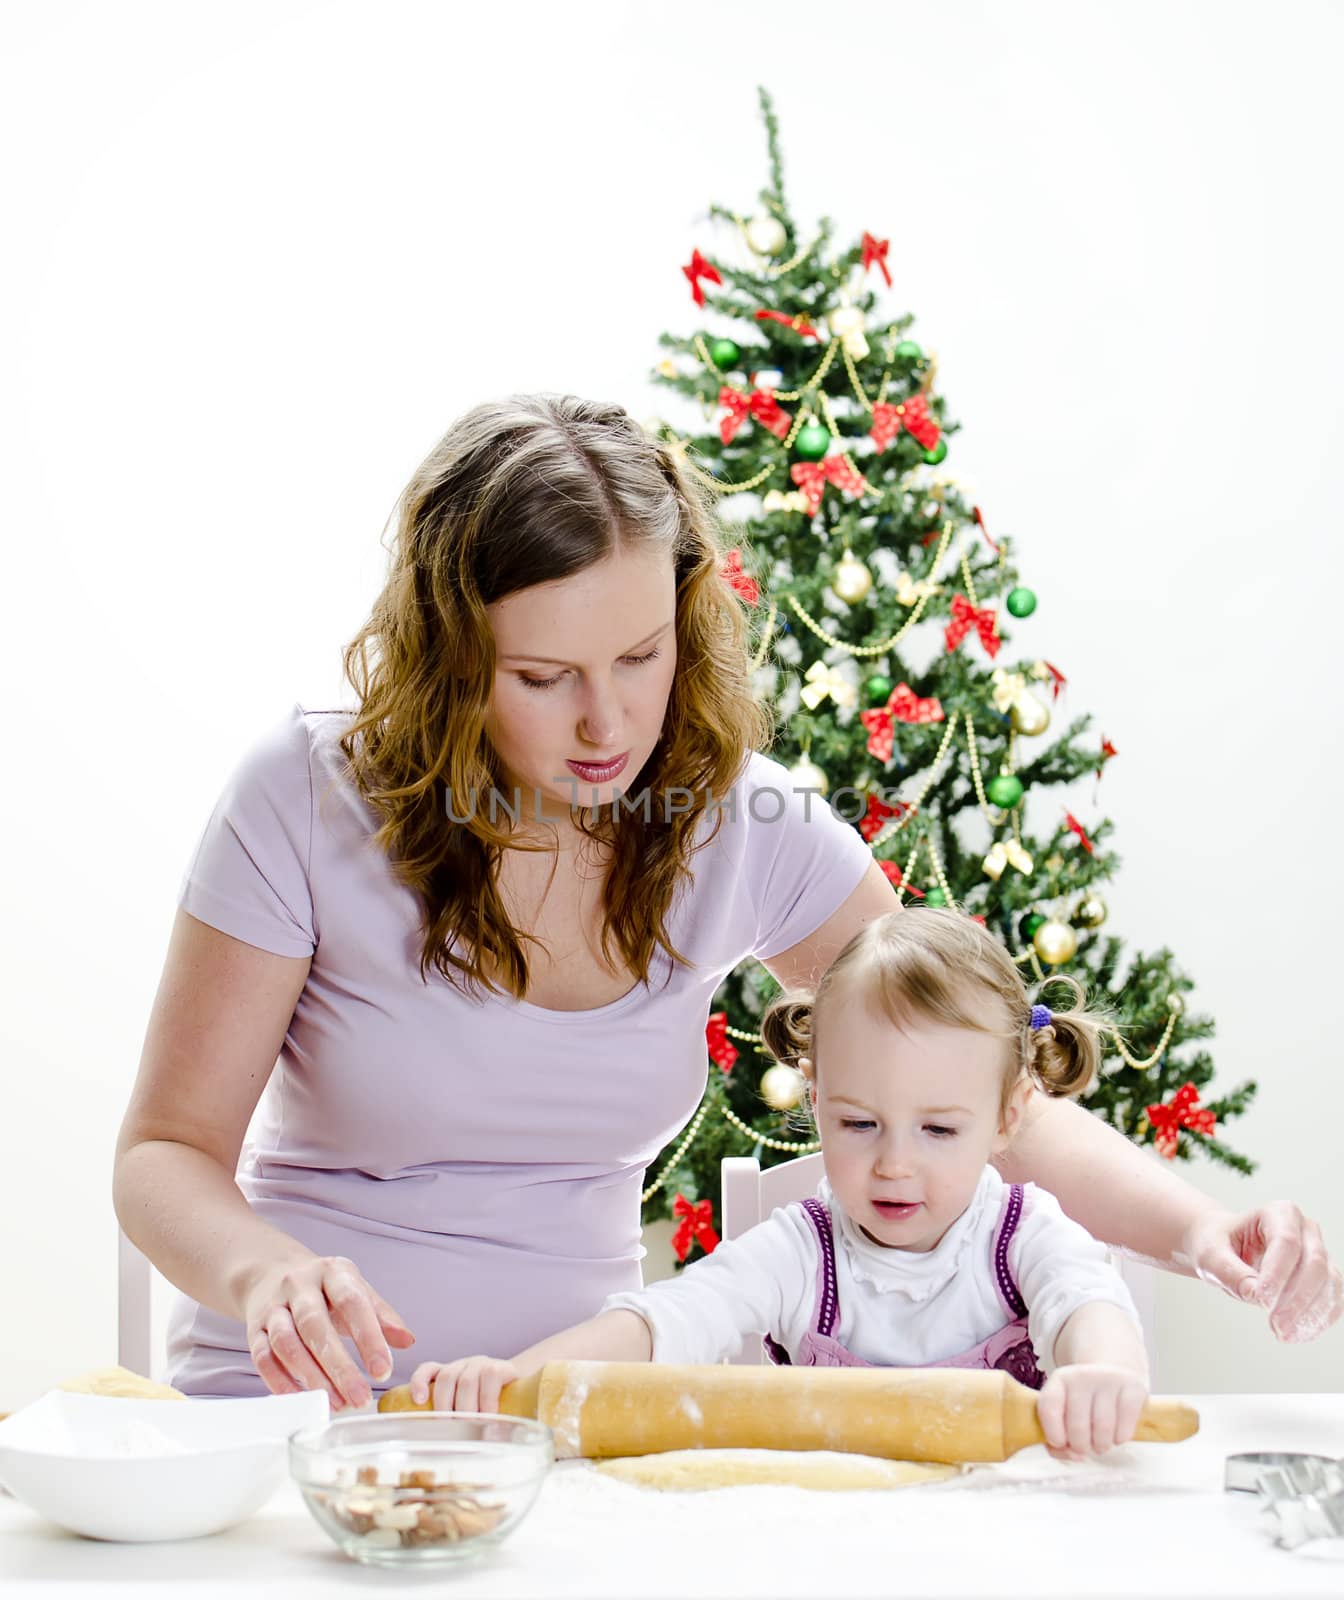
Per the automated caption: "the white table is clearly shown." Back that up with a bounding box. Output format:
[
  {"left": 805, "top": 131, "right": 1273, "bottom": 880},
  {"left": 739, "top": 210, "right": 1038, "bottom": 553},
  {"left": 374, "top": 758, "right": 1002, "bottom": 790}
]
[{"left": 2, "top": 1394, "right": 1341, "bottom": 1597}]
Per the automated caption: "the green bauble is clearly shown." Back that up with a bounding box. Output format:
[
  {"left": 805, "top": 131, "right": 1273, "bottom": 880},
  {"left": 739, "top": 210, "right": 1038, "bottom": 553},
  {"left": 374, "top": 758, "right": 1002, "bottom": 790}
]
[
  {"left": 863, "top": 673, "right": 893, "bottom": 707},
  {"left": 1019, "top": 911, "right": 1046, "bottom": 943},
  {"left": 894, "top": 339, "right": 923, "bottom": 360},
  {"left": 1006, "top": 587, "right": 1038, "bottom": 618},
  {"left": 795, "top": 421, "right": 830, "bottom": 461},
  {"left": 924, "top": 888, "right": 948, "bottom": 907},
  {"left": 710, "top": 338, "right": 741, "bottom": 371},
  {"left": 986, "top": 774, "right": 1025, "bottom": 809},
  {"left": 922, "top": 439, "right": 948, "bottom": 465}
]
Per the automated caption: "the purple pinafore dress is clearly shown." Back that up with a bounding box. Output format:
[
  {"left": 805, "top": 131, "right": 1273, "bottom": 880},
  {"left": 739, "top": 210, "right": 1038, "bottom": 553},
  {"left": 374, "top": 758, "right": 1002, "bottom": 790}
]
[{"left": 763, "top": 1183, "right": 1045, "bottom": 1388}]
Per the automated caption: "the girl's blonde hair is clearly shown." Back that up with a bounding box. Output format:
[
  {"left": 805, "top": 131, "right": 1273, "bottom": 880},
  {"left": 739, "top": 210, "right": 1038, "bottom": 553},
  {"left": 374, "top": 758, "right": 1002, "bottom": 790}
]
[
  {"left": 759, "top": 906, "right": 1117, "bottom": 1123},
  {"left": 336, "top": 392, "right": 773, "bottom": 999}
]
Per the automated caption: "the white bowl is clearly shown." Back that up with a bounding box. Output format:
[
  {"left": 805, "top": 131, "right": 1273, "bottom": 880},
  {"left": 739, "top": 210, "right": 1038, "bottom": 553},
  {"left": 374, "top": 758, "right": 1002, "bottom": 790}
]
[{"left": 0, "top": 1389, "right": 329, "bottom": 1541}]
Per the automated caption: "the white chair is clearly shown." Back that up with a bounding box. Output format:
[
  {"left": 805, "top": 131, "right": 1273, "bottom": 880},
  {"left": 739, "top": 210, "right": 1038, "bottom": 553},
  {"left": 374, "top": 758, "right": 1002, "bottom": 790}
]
[
  {"left": 720, "top": 1153, "right": 1158, "bottom": 1382},
  {"left": 117, "top": 1227, "right": 156, "bottom": 1380}
]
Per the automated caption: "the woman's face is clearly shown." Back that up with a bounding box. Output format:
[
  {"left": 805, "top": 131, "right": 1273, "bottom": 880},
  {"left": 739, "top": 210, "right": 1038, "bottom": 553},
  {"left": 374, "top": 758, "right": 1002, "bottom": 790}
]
[{"left": 483, "top": 545, "right": 679, "bottom": 829}]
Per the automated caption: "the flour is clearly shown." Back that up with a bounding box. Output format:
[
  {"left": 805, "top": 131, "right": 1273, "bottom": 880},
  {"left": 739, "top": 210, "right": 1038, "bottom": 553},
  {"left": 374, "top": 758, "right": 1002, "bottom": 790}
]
[
  {"left": 549, "top": 1364, "right": 595, "bottom": 1457},
  {"left": 677, "top": 1393, "right": 704, "bottom": 1427}
]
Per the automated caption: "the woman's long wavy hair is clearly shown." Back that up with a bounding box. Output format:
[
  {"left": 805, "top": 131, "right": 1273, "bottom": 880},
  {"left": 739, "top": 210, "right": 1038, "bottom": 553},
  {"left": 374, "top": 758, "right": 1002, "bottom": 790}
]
[{"left": 336, "top": 393, "right": 774, "bottom": 1000}]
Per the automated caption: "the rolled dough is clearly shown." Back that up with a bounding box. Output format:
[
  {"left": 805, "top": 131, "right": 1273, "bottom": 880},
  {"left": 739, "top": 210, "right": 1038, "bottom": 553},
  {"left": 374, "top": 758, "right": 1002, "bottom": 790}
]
[{"left": 593, "top": 1449, "right": 962, "bottom": 1492}]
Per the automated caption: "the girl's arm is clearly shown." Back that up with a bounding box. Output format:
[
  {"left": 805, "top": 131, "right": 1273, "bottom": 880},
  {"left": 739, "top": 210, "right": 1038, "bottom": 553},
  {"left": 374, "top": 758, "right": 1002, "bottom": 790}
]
[
  {"left": 1051, "top": 1301, "right": 1148, "bottom": 1378},
  {"left": 510, "top": 1308, "right": 653, "bottom": 1374}
]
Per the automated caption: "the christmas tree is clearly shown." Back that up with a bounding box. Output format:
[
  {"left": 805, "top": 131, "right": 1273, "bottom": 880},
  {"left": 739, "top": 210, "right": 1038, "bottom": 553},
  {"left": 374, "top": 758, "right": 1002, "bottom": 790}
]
[{"left": 639, "top": 87, "right": 1255, "bottom": 1263}]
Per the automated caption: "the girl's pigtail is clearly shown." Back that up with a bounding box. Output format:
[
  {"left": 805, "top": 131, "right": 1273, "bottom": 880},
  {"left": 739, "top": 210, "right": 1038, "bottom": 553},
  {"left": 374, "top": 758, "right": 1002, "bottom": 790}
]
[
  {"left": 759, "top": 993, "right": 815, "bottom": 1069},
  {"left": 1028, "top": 973, "right": 1115, "bottom": 1099}
]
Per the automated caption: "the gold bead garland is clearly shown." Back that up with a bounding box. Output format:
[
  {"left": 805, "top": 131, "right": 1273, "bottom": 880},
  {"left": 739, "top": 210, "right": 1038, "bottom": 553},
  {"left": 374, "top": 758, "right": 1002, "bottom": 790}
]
[
  {"left": 1104, "top": 1004, "right": 1183, "bottom": 1072},
  {"left": 750, "top": 600, "right": 780, "bottom": 671},
  {"left": 640, "top": 1096, "right": 821, "bottom": 1203},
  {"left": 720, "top": 1104, "right": 819, "bottom": 1153},
  {"left": 724, "top": 1022, "right": 763, "bottom": 1044},
  {"left": 963, "top": 710, "right": 1013, "bottom": 833},
  {"left": 783, "top": 522, "right": 956, "bottom": 658},
  {"left": 641, "top": 1099, "right": 714, "bottom": 1202},
  {"left": 865, "top": 716, "right": 960, "bottom": 850}
]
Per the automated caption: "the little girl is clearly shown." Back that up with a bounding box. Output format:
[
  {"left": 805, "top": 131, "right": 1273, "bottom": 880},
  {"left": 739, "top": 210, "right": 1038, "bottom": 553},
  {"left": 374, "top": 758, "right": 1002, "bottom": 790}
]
[{"left": 410, "top": 907, "right": 1151, "bottom": 1458}]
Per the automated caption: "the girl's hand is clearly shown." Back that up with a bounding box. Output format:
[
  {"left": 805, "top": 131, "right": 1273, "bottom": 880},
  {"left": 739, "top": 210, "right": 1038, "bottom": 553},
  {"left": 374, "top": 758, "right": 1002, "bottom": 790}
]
[
  {"left": 1182, "top": 1202, "right": 1343, "bottom": 1343},
  {"left": 1036, "top": 1363, "right": 1149, "bottom": 1458},
  {"left": 410, "top": 1356, "right": 522, "bottom": 1414},
  {"left": 240, "top": 1254, "right": 416, "bottom": 1411}
]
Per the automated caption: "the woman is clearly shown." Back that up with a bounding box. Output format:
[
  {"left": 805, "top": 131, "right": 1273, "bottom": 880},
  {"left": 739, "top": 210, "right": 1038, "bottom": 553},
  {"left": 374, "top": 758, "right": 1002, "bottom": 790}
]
[{"left": 114, "top": 394, "right": 1340, "bottom": 1408}]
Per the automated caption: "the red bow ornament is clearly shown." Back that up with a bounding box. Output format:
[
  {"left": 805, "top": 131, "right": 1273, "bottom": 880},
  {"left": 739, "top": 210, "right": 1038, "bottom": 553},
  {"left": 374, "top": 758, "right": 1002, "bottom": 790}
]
[
  {"left": 889, "top": 682, "right": 945, "bottom": 725},
  {"left": 705, "top": 1011, "right": 738, "bottom": 1073},
  {"left": 944, "top": 594, "right": 1001, "bottom": 659},
  {"left": 859, "top": 681, "right": 944, "bottom": 763},
  {"left": 682, "top": 248, "right": 722, "bottom": 308},
  {"left": 870, "top": 394, "right": 941, "bottom": 453},
  {"left": 859, "top": 792, "right": 907, "bottom": 841},
  {"left": 790, "top": 454, "right": 870, "bottom": 517},
  {"left": 1063, "top": 810, "right": 1095, "bottom": 855},
  {"left": 1145, "top": 1083, "right": 1217, "bottom": 1159},
  {"left": 719, "top": 549, "right": 759, "bottom": 607},
  {"left": 718, "top": 386, "right": 791, "bottom": 447},
  {"left": 672, "top": 1193, "right": 720, "bottom": 1261},
  {"left": 861, "top": 231, "right": 892, "bottom": 288}
]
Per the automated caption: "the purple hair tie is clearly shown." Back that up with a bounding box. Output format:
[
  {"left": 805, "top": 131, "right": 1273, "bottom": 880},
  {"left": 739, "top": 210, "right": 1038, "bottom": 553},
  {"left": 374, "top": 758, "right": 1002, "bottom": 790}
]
[{"left": 1029, "top": 1004, "right": 1053, "bottom": 1030}]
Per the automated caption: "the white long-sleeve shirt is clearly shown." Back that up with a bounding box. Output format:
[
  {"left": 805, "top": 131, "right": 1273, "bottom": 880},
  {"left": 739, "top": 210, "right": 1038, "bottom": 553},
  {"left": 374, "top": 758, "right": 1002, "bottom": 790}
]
[{"left": 603, "top": 1166, "right": 1141, "bottom": 1374}]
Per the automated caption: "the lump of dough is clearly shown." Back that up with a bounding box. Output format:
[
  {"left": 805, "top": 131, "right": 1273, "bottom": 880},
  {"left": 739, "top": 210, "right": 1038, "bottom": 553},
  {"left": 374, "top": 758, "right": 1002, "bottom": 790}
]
[
  {"left": 56, "top": 1366, "right": 187, "bottom": 1400},
  {"left": 594, "top": 1449, "right": 962, "bottom": 1492}
]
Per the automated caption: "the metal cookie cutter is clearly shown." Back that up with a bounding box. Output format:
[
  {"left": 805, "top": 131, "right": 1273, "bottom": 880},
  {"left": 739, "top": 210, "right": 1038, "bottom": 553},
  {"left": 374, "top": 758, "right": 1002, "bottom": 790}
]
[{"left": 1225, "top": 1453, "right": 1344, "bottom": 1549}]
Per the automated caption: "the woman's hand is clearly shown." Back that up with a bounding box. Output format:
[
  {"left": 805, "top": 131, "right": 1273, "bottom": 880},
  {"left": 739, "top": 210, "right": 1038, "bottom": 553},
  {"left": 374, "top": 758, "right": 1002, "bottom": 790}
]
[
  {"left": 1036, "top": 1363, "right": 1150, "bottom": 1458},
  {"left": 1182, "top": 1202, "right": 1343, "bottom": 1342},
  {"left": 409, "top": 1356, "right": 522, "bottom": 1414},
  {"left": 240, "top": 1254, "right": 416, "bottom": 1410}
]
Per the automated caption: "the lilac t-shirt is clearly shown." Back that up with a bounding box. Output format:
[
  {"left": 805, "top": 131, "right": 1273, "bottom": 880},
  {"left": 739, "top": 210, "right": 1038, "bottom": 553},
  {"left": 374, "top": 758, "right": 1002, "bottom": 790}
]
[{"left": 164, "top": 703, "right": 873, "bottom": 1396}]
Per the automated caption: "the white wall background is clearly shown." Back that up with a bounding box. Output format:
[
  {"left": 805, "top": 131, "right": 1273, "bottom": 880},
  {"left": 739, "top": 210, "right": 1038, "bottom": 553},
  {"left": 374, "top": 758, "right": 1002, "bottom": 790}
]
[{"left": 2, "top": 0, "right": 1341, "bottom": 1409}]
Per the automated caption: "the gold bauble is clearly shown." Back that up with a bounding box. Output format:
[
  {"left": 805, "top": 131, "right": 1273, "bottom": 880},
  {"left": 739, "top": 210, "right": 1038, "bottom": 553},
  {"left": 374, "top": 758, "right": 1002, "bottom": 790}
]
[
  {"left": 1032, "top": 919, "right": 1078, "bottom": 965},
  {"left": 1009, "top": 691, "right": 1051, "bottom": 737},
  {"left": 1074, "top": 894, "right": 1108, "bottom": 929},
  {"left": 745, "top": 215, "right": 788, "bottom": 256},
  {"left": 760, "top": 1064, "right": 806, "bottom": 1111},
  {"left": 788, "top": 756, "right": 829, "bottom": 797},
  {"left": 832, "top": 549, "right": 873, "bottom": 604}
]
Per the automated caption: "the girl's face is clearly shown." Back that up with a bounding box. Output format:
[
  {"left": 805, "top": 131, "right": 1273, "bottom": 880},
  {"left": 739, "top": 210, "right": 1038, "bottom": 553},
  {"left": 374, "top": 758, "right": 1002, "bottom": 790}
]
[
  {"left": 483, "top": 546, "right": 679, "bottom": 832},
  {"left": 803, "top": 983, "right": 1029, "bottom": 1252}
]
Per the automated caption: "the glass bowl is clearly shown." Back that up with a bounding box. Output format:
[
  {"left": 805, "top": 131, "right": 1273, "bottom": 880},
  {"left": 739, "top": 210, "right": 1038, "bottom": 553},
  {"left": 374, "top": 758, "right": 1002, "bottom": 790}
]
[{"left": 288, "top": 1412, "right": 553, "bottom": 1568}]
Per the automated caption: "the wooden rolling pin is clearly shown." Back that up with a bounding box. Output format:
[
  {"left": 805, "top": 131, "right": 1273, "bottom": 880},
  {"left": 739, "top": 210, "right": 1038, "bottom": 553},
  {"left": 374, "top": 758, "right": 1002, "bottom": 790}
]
[{"left": 380, "top": 1362, "right": 1198, "bottom": 1464}]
